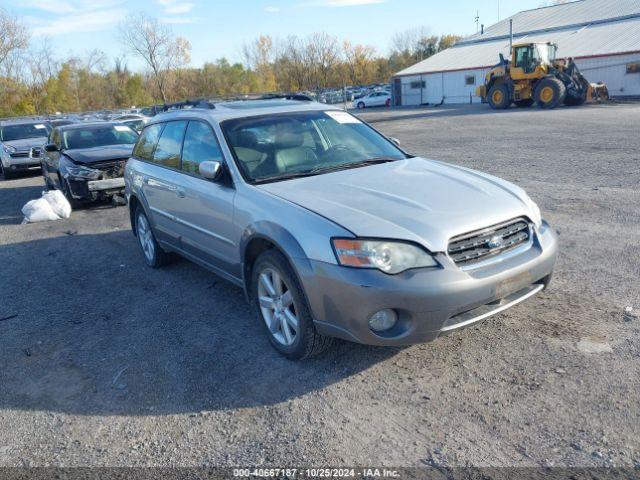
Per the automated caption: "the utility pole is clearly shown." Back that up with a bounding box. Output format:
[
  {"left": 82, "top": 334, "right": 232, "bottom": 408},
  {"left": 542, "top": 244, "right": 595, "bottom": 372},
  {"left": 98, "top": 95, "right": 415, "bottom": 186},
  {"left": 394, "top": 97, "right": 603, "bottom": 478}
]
[{"left": 475, "top": 11, "right": 480, "bottom": 33}]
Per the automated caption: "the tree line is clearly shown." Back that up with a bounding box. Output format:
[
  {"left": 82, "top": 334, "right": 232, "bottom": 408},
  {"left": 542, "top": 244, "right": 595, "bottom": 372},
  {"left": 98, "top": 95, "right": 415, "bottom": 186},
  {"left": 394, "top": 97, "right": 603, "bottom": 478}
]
[{"left": 0, "top": 9, "right": 462, "bottom": 116}]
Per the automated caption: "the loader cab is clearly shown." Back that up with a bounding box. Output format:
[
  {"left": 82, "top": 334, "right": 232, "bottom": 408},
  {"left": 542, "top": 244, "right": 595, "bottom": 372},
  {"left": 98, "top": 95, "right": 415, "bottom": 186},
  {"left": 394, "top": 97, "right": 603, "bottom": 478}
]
[{"left": 511, "top": 42, "right": 557, "bottom": 78}]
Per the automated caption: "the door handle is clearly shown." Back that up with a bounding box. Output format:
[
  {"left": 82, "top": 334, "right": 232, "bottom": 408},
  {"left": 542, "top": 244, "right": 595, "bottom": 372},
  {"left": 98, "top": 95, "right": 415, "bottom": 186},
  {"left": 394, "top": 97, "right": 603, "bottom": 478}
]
[{"left": 176, "top": 188, "right": 186, "bottom": 198}]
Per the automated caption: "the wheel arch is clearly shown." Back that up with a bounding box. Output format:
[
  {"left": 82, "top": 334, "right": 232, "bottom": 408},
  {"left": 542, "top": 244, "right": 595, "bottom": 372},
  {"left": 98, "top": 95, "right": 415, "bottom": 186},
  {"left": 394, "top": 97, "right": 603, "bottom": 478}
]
[{"left": 240, "top": 222, "right": 314, "bottom": 305}]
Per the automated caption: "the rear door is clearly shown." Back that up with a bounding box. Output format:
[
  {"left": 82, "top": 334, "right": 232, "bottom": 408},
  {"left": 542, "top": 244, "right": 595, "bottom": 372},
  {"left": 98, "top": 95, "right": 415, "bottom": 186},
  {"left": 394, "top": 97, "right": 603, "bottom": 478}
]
[
  {"left": 174, "top": 120, "right": 239, "bottom": 279},
  {"left": 139, "top": 121, "right": 188, "bottom": 247}
]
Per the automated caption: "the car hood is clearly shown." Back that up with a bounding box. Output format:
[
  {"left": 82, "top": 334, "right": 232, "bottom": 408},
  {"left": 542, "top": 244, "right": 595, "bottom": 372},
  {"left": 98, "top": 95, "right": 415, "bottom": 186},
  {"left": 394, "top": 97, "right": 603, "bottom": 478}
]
[
  {"left": 64, "top": 144, "right": 134, "bottom": 164},
  {"left": 257, "top": 157, "right": 537, "bottom": 253},
  {"left": 3, "top": 137, "right": 48, "bottom": 152}
]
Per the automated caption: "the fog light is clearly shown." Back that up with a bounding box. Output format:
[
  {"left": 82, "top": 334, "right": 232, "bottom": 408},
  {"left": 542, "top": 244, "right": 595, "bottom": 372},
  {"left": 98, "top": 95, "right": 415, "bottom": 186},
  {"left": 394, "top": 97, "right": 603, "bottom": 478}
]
[{"left": 368, "top": 309, "right": 398, "bottom": 332}]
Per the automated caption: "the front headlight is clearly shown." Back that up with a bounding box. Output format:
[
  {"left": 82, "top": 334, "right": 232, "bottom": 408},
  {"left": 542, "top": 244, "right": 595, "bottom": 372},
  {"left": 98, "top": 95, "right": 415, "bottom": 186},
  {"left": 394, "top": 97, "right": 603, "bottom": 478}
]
[
  {"left": 66, "top": 165, "right": 102, "bottom": 180},
  {"left": 2, "top": 144, "right": 16, "bottom": 154},
  {"left": 332, "top": 238, "right": 438, "bottom": 274}
]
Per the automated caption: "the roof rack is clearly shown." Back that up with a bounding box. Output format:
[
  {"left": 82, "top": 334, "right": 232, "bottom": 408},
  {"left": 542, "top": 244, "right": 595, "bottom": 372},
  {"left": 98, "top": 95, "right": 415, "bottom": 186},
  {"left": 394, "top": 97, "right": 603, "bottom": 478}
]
[
  {"left": 258, "top": 93, "right": 314, "bottom": 102},
  {"left": 162, "top": 98, "right": 217, "bottom": 112}
]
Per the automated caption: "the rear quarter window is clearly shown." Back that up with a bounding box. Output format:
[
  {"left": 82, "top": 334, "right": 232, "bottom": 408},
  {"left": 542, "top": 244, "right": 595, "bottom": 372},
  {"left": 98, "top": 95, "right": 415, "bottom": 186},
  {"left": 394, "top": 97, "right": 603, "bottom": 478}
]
[{"left": 133, "top": 123, "right": 164, "bottom": 161}]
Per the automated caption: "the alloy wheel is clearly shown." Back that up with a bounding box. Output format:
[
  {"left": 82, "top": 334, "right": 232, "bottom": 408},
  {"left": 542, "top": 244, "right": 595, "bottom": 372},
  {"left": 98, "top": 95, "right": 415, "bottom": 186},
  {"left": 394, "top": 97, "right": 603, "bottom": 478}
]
[
  {"left": 257, "top": 268, "right": 299, "bottom": 346},
  {"left": 136, "top": 213, "right": 155, "bottom": 262}
]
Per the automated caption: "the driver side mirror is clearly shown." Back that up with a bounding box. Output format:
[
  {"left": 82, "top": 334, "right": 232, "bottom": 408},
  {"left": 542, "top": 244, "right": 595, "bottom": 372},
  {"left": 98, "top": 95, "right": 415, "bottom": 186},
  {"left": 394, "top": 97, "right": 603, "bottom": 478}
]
[
  {"left": 389, "top": 137, "right": 401, "bottom": 147},
  {"left": 199, "top": 160, "right": 222, "bottom": 181},
  {"left": 44, "top": 143, "right": 59, "bottom": 152}
]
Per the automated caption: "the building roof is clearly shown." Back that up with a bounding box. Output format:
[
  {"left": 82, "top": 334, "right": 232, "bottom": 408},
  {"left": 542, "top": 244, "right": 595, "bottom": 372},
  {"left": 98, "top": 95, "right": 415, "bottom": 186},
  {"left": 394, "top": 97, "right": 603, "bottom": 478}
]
[{"left": 395, "top": 0, "right": 640, "bottom": 77}]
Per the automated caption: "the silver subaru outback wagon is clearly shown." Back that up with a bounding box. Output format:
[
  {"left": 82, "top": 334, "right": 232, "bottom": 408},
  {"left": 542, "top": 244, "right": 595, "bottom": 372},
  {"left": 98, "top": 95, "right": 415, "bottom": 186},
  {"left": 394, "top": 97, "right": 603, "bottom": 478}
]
[{"left": 124, "top": 98, "right": 558, "bottom": 360}]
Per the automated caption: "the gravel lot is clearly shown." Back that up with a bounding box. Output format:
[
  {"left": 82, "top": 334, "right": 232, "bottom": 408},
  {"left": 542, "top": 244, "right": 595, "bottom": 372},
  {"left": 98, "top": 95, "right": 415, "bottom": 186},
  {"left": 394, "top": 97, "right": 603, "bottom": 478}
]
[{"left": 0, "top": 103, "right": 638, "bottom": 468}]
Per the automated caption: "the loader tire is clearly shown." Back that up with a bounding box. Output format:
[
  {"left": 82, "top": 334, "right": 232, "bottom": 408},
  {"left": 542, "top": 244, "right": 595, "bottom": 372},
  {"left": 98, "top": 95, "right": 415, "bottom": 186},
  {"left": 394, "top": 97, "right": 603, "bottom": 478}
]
[
  {"left": 514, "top": 99, "right": 535, "bottom": 108},
  {"left": 535, "top": 77, "right": 566, "bottom": 109},
  {"left": 488, "top": 83, "right": 511, "bottom": 110}
]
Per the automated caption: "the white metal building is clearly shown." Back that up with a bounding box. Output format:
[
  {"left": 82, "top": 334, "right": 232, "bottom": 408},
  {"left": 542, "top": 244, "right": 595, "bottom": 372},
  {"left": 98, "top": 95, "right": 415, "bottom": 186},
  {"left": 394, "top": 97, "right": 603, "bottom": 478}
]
[{"left": 392, "top": 0, "right": 640, "bottom": 106}]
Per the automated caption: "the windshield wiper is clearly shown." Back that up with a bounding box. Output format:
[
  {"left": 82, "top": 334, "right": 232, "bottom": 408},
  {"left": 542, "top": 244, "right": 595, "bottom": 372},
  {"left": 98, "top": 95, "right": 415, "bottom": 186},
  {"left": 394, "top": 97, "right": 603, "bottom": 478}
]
[
  {"left": 252, "top": 171, "right": 321, "bottom": 184},
  {"left": 309, "top": 157, "right": 400, "bottom": 175},
  {"left": 252, "top": 157, "right": 401, "bottom": 184}
]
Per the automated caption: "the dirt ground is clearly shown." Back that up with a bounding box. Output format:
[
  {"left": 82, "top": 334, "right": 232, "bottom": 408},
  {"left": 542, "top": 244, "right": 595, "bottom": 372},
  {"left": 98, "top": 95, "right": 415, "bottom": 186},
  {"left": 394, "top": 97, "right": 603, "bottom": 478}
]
[{"left": 0, "top": 103, "right": 638, "bottom": 468}]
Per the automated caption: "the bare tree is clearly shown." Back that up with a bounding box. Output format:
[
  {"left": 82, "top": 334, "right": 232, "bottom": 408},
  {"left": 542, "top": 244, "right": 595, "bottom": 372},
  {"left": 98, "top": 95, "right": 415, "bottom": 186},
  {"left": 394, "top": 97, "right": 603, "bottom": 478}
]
[
  {"left": 0, "top": 8, "right": 29, "bottom": 75},
  {"left": 118, "top": 13, "right": 191, "bottom": 103}
]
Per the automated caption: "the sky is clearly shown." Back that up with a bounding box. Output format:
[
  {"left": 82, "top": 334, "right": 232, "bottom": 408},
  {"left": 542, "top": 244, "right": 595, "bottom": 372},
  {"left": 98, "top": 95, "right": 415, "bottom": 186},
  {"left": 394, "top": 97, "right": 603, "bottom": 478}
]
[{"left": 4, "top": 0, "right": 546, "bottom": 70}]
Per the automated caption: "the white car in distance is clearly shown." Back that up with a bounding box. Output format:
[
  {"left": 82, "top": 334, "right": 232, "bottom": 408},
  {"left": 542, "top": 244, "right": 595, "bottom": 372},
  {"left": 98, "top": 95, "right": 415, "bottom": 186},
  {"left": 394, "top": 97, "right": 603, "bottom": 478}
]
[{"left": 353, "top": 91, "right": 391, "bottom": 109}]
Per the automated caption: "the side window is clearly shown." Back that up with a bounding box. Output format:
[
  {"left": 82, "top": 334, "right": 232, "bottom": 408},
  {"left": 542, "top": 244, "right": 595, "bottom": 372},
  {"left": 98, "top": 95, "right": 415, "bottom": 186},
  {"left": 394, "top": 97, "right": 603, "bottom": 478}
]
[
  {"left": 50, "top": 129, "right": 60, "bottom": 147},
  {"left": 152, "top": 121, "right": 187, "bottom": 169},
  {"left": 181, "top": 121, "right": 223, "bottom": 175},
  {"left": 133, "top": 123, "right": 164, "bottom": 161}
]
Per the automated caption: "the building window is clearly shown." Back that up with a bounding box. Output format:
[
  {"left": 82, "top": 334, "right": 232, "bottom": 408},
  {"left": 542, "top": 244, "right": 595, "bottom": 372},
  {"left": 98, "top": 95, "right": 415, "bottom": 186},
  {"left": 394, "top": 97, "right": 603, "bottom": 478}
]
[
  {"left": 627, "top": 62, "right": 640, "bottom": 74},
  {"left": 410, "top": 80, "right": 426, "bottom": 89},
  {"left": 465, "top": 75, "right": 476, "bottom": 85}
]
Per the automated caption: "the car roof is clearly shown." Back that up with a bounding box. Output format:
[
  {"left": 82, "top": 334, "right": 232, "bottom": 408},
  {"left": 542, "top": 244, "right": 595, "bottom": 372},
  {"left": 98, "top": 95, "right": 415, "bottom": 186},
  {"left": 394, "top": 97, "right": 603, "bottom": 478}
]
[
  {"left": 56, "top": 121, "right": 125, "bottom": 132},
  {"left": 147, "top": 99, "right": 342, "bottom": 125},
  {"left": 0, "top": 118, "right": 48, "bottom": 126}
]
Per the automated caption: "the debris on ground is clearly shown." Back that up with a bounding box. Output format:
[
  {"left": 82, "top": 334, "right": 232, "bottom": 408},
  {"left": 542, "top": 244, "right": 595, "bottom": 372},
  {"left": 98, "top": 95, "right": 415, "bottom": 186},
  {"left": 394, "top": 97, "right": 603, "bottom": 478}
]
[{"left": 21, "top": 191, "right": 72, "bottom": 223}]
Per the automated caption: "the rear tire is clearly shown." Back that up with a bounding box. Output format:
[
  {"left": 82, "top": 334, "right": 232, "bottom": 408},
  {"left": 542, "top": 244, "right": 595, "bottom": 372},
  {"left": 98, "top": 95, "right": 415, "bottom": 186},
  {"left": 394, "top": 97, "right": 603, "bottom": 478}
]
[
  {"left": 487, "top": 83, "right": 511, "bottom": 109},
  {"left": 535, "top": 77, "right": 566, "bottom": 109},
  {"left": 135, "top": 206, "right": 169, "bottom": 268},
  {"left": 514, "top": 99, "right": 535, "bottom": 108},
  {"left": 357, "top": 102, "right": 365, "bottom": 109},
  {"left": 252, "top": 249, "right": 332, "bottom": 360}
]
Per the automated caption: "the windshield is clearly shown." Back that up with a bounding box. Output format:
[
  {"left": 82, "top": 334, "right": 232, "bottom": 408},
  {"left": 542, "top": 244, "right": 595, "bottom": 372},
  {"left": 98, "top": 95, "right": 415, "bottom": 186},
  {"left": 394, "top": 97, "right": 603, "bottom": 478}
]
[
  {"left": 63, "top": 125, "right": 138, "bottom": 150},
  {"left": 536, "top": 44, "right": 556, "bottom": 64},
  {"left": 222, "top": 110, "right": 407, "bottom": 183},
  {"left": 0, "top": 123, "right": 50, "bottom": 142}
]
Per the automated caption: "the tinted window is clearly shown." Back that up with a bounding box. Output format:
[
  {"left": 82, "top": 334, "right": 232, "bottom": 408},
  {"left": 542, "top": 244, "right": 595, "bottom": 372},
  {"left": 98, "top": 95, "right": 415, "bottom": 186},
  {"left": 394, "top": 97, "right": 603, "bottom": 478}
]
[
  {"left": 50, "top": 129, "right": 61, "bottom": 147},
  {"left": 62, "top": 125, "right": 138, "bottom": 150},
  {"left": 152, "top": 121, "right": 187, "bottom": 169},
  {"left": 133, "top": 123, "right": 164, "bottom": 161},
  {"left": 181, "top": 121, "right": 223, "bottom": 175},
  {"left": 0, "top": 123, "right": 50, "bottom": 142}
]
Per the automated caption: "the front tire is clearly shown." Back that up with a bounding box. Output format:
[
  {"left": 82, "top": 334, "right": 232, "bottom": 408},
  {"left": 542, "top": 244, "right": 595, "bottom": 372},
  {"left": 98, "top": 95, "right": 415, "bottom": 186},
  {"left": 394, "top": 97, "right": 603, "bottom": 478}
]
[
  {"left": 535, "top": 77, "right": 566, "bottom": 109},
  {"left": 61, "top": 178, "right": 82, "bottom": 209},
  {"left": 252, "top": 250, "right": 332, "bottom": 360},
  {"left": 1, "top": 164, "right": 13, "bottom": 180},
  {"left": 135, "top": 207, "right": 169, "bottom": 268},
  {"left": 357, "top": 102, "right": 365, "bottom": 109}
]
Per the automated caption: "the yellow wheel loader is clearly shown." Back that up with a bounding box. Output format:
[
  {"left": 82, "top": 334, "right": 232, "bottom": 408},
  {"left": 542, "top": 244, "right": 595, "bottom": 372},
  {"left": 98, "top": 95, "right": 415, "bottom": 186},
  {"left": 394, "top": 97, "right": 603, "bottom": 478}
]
[{"left": 476, "top": 42, "right": 608, "bottom": 110}]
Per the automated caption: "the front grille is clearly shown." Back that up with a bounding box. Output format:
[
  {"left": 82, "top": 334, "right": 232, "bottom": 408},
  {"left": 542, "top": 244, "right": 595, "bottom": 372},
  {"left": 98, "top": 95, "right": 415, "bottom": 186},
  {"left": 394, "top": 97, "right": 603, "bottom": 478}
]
[
  {"left": 30, "top": 147, "right": 42, "bottom": 159},
  {"left": 10, "top": 152, "right": 29, "bottom": 159},
  {"left": 91, "top": 159, "right": 126, "bottom": 179},
  {"left": 448, "top": 218, "right": 531, "bottom": 267}
]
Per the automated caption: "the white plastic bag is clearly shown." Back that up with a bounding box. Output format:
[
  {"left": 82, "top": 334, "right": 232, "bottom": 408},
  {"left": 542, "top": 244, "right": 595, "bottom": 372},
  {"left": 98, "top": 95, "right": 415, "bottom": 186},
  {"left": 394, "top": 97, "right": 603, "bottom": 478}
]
[
  {"left": 42, "top": 190, "right": 72, "bottom": 219},
  {"left": 22, "top": 198, "right": 60, "bottom": 223}
]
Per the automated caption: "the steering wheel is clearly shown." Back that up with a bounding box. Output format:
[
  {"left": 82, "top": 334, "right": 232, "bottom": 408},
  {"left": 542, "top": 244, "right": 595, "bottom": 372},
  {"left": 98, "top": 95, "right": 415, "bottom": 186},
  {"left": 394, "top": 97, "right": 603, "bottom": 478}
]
[{"left": 322, "top": 144, "right": 354, "bottom": 164}]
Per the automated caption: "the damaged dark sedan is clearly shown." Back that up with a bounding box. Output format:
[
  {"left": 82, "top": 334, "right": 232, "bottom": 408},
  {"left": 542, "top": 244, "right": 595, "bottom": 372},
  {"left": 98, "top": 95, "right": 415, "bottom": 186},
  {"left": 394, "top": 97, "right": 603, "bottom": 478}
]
[{"left": 41, "top": 122, "right": 138, "bottom": 207}]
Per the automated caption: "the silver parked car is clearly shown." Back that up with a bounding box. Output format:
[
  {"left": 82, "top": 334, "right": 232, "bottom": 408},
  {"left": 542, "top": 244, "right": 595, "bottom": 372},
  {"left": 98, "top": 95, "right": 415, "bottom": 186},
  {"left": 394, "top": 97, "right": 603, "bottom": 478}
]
[
  {"left": 125, "top": 98, "right": 558, "bottom": 359},
  {"left": 0, "top": 119, "right": 51, "bottom": 179}
]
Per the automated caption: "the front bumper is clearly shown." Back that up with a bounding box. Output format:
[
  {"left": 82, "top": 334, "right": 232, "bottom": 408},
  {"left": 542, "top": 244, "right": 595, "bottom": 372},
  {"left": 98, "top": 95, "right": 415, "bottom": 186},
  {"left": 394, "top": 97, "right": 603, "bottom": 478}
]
[
  {"left": 66, "top": 176, "right": 125, "bottom": 200},
  {"left": 1, "top": 154, "right": 41, "bottom": 171},
  {"left": 299, "top": 221, "right": 558, "bottom": 346}
]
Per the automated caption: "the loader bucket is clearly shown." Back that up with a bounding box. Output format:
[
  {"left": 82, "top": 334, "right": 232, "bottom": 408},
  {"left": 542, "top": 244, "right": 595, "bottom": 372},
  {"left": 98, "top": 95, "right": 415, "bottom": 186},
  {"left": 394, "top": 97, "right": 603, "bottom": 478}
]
[{"left": 587, "top": 83, "right": 609, "bottom": 102}]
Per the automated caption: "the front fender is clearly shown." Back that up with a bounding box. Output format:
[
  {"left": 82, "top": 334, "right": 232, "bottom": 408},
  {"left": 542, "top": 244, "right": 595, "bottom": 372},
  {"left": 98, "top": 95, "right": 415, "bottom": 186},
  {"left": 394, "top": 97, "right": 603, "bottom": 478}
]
[{"left": 239, "top": 221, "right": 315, "bottom": 300}]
